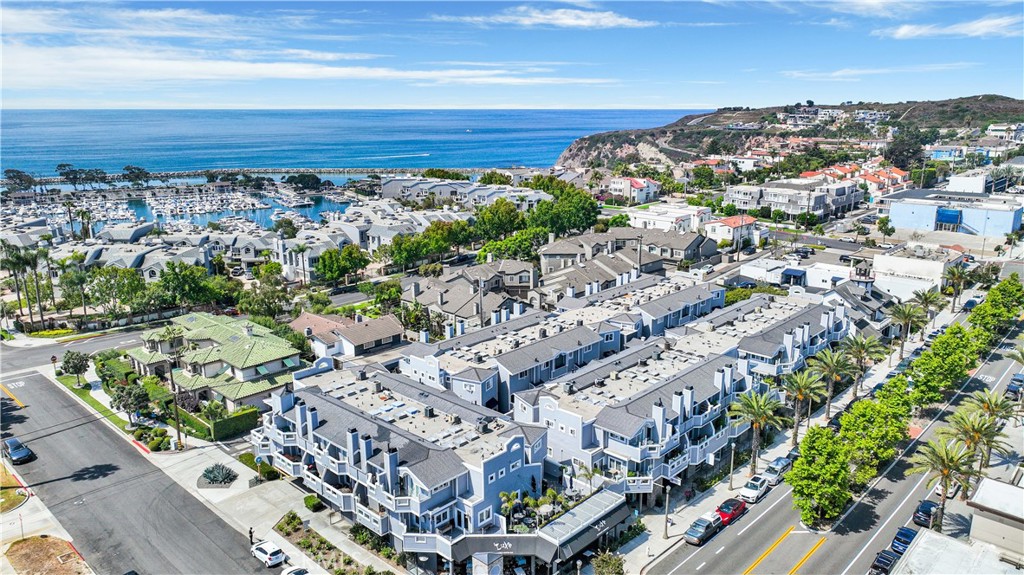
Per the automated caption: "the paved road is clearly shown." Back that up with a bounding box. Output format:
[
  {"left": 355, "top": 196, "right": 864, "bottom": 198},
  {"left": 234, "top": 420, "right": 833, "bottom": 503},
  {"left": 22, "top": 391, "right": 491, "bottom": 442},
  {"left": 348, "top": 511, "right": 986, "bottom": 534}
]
[
  {"left": 0, "top": 371, "right": 262, "bottom": 575},
  {"left": 0, "top": 331, "right": 145, "bottom": 372},
  {"left": 769, "top": 231, "right": 863, "bottom": 251},
  {"left": 649, "top": 323, "right": 1022, "bottom": 575}
]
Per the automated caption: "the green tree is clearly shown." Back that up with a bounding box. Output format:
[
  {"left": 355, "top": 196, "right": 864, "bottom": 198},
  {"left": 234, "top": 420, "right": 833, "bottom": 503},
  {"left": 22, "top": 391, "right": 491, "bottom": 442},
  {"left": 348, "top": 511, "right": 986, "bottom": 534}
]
[
  {"left": 315, "top": 247, "right": 347, "bottom": 285},
  {"left": 787, "top": 426, "right": 851, "bottom": 525},
  {"left": 283, "top": 174, "right": 322, "bottom": 190},
  {"left": 476, "top": 227, "right": 550, "bottom": 262},
  {"left": 270, "top": 217, "right": 298, "bottom": 239},
  {"left": 61, "top": 350, "right": 91, "bottom": 387},
  {"left": 3, "top": 169, "right": 36, "bottom": 194},
  {"left": 475, "top": 198, "right": 526, "bottom": 242},
  {"left": 290, "top": 244, "right": 309, "bottom": 286},
  {"left": 938, "top": 409, "right": 1010, "bottom": 474},
  {"left": 122, "top": 165, "right": 151, "bottom": 188},
  {"left": 478, "top": 171, "right": 512, "bottom": 186},
  {"left": 841, "top": 335, "right": 887, "bottom": 399},
  {"left": 592, "top": 552, "right": 625, "bottom": 575},
  {"left": 87, "top": 267, "right": 145, "bottom": 320},
  {"left": 944, "top": 266, "right": 968, "bottom": 310},
  {"left": 722, "top": 203, "right": 739, "bottom": 217},
  {"left": 691, "top": 166, "right": 715, "bottom": 189},
  {"left": 608, "top": 213, "right": 631, "bottom": 227},
  {"left": 728, "top": 391, "right": 790, "bottom": 476},
  {"left": 909, "top": 439, "right": 977, "bottom": 521},
  {"left": 808, "top": 348, "right": 857, "bottom": 419},
  {"left": 964, "top": 389, "right": 1019, "bottom": 423},
  {"left": 771, "top": 209, "right": 786, "bottom": 223},
  {"left": 839, "top": 399, "right": 909, "bottom": 486},
  {"left": 111, "top": 382, "right": 151, "bottom": 426},
  {"left": 888, "top": 303, "right": 927, "bottom": 359},
  {"left": 257, "top": 261, "right": 283, "bottom": 280},
  {"left": 237, "top": 276, "right": 288, "bottom": 318},
  {"left": 968, "top": 301, "right": 1015, "bottom": 335},
  {"left": 422, "top": 168, "right": 470, "bottom": 181},
  {"left": 781, "top": 369, "right": 826, "bottom": 447},
  {"left": 876, "top": 216, "right": 895, "bottom": 244},
  {"left": 201, "top": 401, "right": 228, "bottom": 439},
  {"left": 883, "top": 132, "right": 923, "bottom": 170},
  {"left": 911, "top": 289, "right": 946, "bottom": 332},
  {"left": 156, "top": 262, "right": 215, "bottom": 312},
  {"left": 338, "top": 244, "right": 370, "bottom": 284}
]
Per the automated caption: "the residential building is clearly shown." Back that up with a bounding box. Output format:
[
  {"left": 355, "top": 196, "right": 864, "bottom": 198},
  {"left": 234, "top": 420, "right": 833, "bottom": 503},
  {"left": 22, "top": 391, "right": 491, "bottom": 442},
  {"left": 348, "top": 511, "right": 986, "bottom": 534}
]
[
  {"left": 94, "top": 221, "right": 157, "bottom": 243},
  {"left": 125, "top": 312, "right": 301, "bottom": 411},
  {"left": 626, "top": 204, "right": 713, "bottom": 233},
  {"left": 442, "top": 259, "right": 538, "bottom": 299},
  {"left": 251, "top": 370, "right": 635, "bottom": 575},
  {"left": 985, "top": 123, "right": 1024, "bottom": 142},
  {"left": 607, "top": 178, "right": 661, "bottom": 204},
  {"left": 380, "top": 177, "right": 552, "bottom": 211},
  {"left": 291, "top": 312, "right": 404, "bottom": 359},
  {"left": 531, "top": 248, "right": 663, "bottom": 310},
  {"left": 703, "top": 215, "right": 758, "bottom": 249},
  {"left": 402, "top": 278, "right": 519, "bottom": 329}
]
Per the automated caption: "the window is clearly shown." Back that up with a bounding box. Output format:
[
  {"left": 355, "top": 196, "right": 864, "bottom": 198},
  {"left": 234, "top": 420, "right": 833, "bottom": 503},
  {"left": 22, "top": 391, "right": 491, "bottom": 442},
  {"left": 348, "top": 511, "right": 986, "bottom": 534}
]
[
  {"left": 478, "top": 508, "right": 491, "bottom": 523},
  {"left": 554, "top": 354, "right": 566, "bottom": 370},
  {"left": 510, "top": 460, "right": 521, "bottom": 471},
  {"left": 584, "top": 344, "right": 593, "bottom": 353},
  {"left": 547, "top": 447, "right": 553, "bottom": 456},
  {"left": 544, "top": 419, "right": 554, "bottom": 428},
  {"left": 570, "top": 429, "right": 576, "bottom": 437},
  {"left": 498, "top": 469, "right": 505, "bottom": 478},
  {"left": 520, "top": 404, "right": 527, "bottom": 412},
  {"left": 488, "top": 474, "right": 496, "bottom": 484},
  {"left": 486, "top": 380, "right": 493, "bottom": 391},
  {"left": 604, "top": 333, "right": 615, "bottom": 342},
  {"left": 464, "top": 384, "right": 474, "bottom": 392},
  {"left": 559, "top": 424, "right": 566, "bottom": 432},
  {"left": 518, "top": 370, "right": 528, "bottom": 378}
]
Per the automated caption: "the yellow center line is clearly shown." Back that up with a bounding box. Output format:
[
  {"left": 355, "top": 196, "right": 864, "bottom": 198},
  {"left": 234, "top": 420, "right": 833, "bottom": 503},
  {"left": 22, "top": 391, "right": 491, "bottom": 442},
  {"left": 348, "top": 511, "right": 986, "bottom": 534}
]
[
  {"left": 743, "top": 525, "right": 795, "bottom": 575},
  {"left": 0, "top": 383, "right": 25, "bottom": 408},
  {"left": 788, "top": 536, "right": 827, "bottom": 575}
]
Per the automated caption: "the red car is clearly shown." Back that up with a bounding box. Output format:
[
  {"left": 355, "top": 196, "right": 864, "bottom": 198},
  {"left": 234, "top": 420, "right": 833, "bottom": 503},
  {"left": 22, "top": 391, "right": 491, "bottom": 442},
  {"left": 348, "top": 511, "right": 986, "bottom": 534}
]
[{"left": 716, "top": 498, "right": 747, "bottom": 525}]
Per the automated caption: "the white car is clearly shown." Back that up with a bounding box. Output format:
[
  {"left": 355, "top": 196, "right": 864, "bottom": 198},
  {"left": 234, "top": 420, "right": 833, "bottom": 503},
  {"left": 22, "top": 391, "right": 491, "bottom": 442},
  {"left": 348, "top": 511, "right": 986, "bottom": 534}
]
[
  {"left": 700, "top": 264, "right": 715, "bottom": 274},
  {"left": 738, "top": 475, "right": 770, "bottom": 503},
  {"left": 761, "top": 457, "right": 792, "bottom": 486},
  {"left": 282, "top": 568, "right": 309, "bottom": 575},
  {"left": 839, "top": 236, "right": 857, "bottom": 243},
  {"left": 878, "top": 242, "right": 895, "bottom": 249},
  {"left": 251, "top": 541, "right": 286, "bottom": 568}
]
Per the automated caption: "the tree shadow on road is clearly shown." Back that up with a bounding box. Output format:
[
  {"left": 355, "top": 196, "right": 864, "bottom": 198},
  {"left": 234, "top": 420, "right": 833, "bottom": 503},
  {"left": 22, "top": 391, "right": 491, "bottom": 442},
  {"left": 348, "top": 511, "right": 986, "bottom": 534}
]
[
  {"left": 29, "top": 463, "right": 120, "bottom": 487},
  {"left": 1, "top": 399, "right": 28, "bottom": 434},
  {"left": 832, "top": 496, "right": 882, "bottom": 536}
]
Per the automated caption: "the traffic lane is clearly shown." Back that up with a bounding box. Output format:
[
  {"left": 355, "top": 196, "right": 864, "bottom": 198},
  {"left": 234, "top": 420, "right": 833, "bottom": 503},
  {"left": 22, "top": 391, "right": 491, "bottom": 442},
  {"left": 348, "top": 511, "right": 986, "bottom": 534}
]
[
  {"left": 3, "top": 372, "right": 261, "bottom": 575},
  {"left": 800, "top": 328, "right": 1023, "bottom": 575},
  {"left": 1, "top": 331, "right": 144, "bottom": 372},
  {"left": 745, "top": 528, "right": 826, "bottom": 575},
  {"left": 768, "top": 232, "right": 859, "bottom": 252},
  {"left": 651, "top": 484, "right": 798, "bottom": 575}
]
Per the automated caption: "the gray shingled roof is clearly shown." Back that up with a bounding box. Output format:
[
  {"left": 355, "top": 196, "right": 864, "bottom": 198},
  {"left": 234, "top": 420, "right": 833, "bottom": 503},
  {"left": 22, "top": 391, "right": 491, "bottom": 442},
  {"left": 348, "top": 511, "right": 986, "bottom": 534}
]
[
  {"left": 451, "top": 366, "right": 497, "bottom": 382},
  {"left": 435, "top": 309, "right": 549, "bottom": 352},
  {"left": 737, "top": 304, "right": 831, "bottom": 358},
  {"left": 288, "top": 387, "right": 465, "bottom": 489},
  {"left": 547, "top": 337, "right": 666, "bottom": 392},
  {"left": 593, "top": 354, "right": 738, "bottom": 437},
  {"left": 493, "top": 326, "right": 603, "bottom": 374},
  {"left": 334, "top": 315, "right": 404, "bottom": 346},
  {"left": 638, "top": 284, "right": 722, "bottom": 318}
]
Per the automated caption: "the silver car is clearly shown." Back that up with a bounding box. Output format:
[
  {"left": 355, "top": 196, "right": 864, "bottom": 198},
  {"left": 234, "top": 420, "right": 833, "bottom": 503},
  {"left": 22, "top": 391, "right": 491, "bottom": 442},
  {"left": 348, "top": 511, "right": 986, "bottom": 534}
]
[{"left": 762, "top": 457, "right": 792, "bottom": 486}]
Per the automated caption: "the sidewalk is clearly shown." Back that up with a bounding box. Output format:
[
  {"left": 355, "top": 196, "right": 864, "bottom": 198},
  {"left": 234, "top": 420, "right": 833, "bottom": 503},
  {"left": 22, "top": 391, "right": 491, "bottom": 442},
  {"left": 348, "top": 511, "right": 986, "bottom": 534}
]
[
  {"left": 40, "top": 364, "right": 406, "bottom": 575},
  {"left": 625, "top": 304, "right": 964, "bottom": 575}
]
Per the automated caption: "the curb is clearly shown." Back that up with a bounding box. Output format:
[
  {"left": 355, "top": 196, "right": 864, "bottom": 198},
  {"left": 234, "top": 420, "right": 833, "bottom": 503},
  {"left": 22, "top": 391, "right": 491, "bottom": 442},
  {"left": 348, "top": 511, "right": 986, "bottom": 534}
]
[{"left": 638, "top": 488, "right": 715, "bottom": 575}]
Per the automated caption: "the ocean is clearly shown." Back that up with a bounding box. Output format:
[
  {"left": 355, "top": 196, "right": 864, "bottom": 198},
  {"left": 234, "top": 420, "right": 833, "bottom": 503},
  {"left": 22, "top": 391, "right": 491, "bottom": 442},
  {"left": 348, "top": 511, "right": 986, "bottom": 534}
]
[{"left": 1, "top": 109, "right": 699, "bottom": 177}]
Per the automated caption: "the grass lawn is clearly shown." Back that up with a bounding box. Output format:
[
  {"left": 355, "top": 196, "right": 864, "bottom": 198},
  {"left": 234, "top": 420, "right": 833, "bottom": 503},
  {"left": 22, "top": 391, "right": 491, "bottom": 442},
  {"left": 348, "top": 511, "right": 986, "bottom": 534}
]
[
  {"left": 1, "top": 464, "right": 27, "bottom": 513},
  {"left": 6, "top": 536, "right": 90, "bottom": 575},
  {"left": 56, "top": 375, "right": 131, "bottom": 434}
]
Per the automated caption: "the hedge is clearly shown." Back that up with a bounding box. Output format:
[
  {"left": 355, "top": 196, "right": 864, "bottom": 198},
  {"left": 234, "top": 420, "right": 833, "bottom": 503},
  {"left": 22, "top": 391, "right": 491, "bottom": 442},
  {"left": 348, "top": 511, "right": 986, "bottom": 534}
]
[
  {"left": 239, "top": 452, "right": 280, "bottom": 480},
  {"left": 29, "top": 328, "right": 76, "bottom": 338},
  {"left": 163, "top": 405, "right": 212, "bottom": 441},
  {"left": 304, "top": 494, "right": 325, "bottom": 511},
  {"left": 210, "top": 407, "right": 261, "bottom": 441}
]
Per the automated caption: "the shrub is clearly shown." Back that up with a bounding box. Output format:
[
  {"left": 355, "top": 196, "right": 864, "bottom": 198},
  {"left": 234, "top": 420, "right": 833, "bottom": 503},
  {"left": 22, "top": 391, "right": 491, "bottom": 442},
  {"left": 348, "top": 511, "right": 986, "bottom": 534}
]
[
  {"left": 152, "top": 427, "right": 168, "bottom": 437},
  {"left": 148, "top": 437, "right": 164, "bottom": 452},
  {"left": 305, "top": 494, "right": 325, "bottom": 511},
  {"left": 29, "top": 328, "right": 76, "bottom": 338},
  {"left": 239, "top": 452, "right": 280, "bottom": 480},
  {"left": 202, "top": 463, "right": 239, "bottom": 485},
  {"left": 133, "top": 428, "right": 147, "bottom": 440},
  {"left": 159, "top": 437, "right": 170, "bottom": 451}
]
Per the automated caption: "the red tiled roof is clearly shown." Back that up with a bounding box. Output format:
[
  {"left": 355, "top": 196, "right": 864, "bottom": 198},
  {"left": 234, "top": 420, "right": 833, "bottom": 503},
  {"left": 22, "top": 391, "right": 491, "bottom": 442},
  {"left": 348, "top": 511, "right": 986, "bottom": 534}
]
[{"left": 711, "top": 215, "right": 757, "bottom": 229}]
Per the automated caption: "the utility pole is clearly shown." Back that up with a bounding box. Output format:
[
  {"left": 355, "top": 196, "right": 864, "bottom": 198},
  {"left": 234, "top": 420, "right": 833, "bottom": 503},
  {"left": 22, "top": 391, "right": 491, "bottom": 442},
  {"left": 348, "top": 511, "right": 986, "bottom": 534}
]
[
  {"left": 162, "top": 327, "right": 185, "bottom": 451},
  {"left": 663, "top": 484, "right": 672, "bottom": 539}
]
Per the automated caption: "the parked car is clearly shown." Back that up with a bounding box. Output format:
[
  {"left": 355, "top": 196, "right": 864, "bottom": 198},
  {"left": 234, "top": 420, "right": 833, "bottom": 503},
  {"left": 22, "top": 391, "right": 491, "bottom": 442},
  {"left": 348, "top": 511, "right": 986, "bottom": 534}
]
[
  {"left": 795, "top": 247, "right": 815, "bottom": 255},
  {"left": 1006, "top": 377, "right": 1023, "bottom": 401},
  {"left": 738, "top": 475, "right": 769, "bottom": 503},
  {"left": 963, "top": 254, "right": 976, "bottom": 263},
  {"left": 839, "top": 236, "right": 857, "bottom": 243},
  {"left": 891, "top": 527, "right": 918, "bottom": 555},
  {"left": 2, "top": 437, "right": 34, "bottom": 464},
  {"left": 700, "top": 264, "right": 715, "bottom": 274},
  {"left": 282, "top": 568, "right": 310, "bottom": 575},
  {"left": 244, "top": 271, "right": 255, "bottom": 281},
  {"left": 742, "top": 246, "right": 757, "bottom": 256},
  {"left": 683, "top": 512, "right": 723, "bottom": 546},
  {"left": 935, "top": 480, "right": 960, "bottom": 500},
  {"left": 251, "top": 541, "right": 286, "bottom": 568},
  {"left": 912, "top": 500, "right": 940, "bottom": 527},
  {"left": 762, "top": 457, "right": 792, "bottom": 486},
  {"left": 877, "top": 242, "right": 894, "bottom": 249},
  {"left": 230, "top": 267, "right": 245, "bottom": 277},
  {"left": 869, "top": 550, "right": 900, "bottom": 575},
  {"left": 839, "top": 254, "right": 852, "bottom": 263},
  {"left": 734, "top": 281, "right": 757, "bottom": 289},
  {"left": 787, "top": 446, "right": 801, "bottom": 461},
  {"left": 962, "top": 299, "right": 979, "bottom": 311},
  {"left": 716, "top": 498, "right": 747, "bottom": 525}
]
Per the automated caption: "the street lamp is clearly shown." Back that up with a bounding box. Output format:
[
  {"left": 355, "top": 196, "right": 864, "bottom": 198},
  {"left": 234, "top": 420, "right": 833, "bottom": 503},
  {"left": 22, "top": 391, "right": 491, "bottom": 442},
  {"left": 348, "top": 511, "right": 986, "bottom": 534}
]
[
  {"left": 663, "top": 483, "right": 671, "bottom": 539},
  {"left": 576, "top": 559, "right": 582, "bottom": 575},
  {"left": 728, "top": 442, "right": 737, "bottom": 490}
]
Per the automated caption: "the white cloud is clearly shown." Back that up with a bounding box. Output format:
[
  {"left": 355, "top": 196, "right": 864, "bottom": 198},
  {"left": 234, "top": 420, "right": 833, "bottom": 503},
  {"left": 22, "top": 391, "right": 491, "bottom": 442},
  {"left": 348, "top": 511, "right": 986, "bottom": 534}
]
[
  {"left": 816, "top": 1, "right": 931, "bottom": 19},
  {"left": 227, "top": 49, "right": 385, "bottom": 62},
  {"left": 430, "top": 6, "right": 657, "bottom": 29},
  {"left": 781, "top": 62, "right": 978, "bottom": 81},
  {"left": 872, "top": 15, "right": 1023, "bottom": 39},
  {"left": 0, "top": 5, "right": 254, "bottom": 39},
  {"left": 1, "top": 42, "right": 613, "bottom": 88}
]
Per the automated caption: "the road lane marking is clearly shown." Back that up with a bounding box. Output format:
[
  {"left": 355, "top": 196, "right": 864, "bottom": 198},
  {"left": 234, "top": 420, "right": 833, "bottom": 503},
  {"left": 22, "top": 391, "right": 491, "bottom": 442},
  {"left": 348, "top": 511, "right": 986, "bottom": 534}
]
[
  {"left": 788, "top": 536, "right": 826, "bottom": 575},
  {"left": 839, "top": 332, "right": 1019, "bottom": 575},
  {"left": 737, "top": 485, "right": 793, "bottom": 536},
  {"left": 742, "top": 525, "right": 794, "bottom": 575},
  {"left": 0, "top": 383, "right": 26, "bottom": 407},
  {"left": 119, "top": 340, "right": 136, "bottom": 345},
  {"left": 696, "top": 562, "right": 706, "bottom": 571},
  {"left": 715, "top": 546, "right": 724, "bottom": 554}
]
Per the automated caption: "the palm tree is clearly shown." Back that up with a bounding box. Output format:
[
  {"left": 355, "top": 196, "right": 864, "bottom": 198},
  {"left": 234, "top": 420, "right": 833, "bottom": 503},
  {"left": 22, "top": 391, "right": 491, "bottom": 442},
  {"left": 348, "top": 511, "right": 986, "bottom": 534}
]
[
  {"left": 201, "top": 401, "right": 227, "bottom": 440},
  {"left": 76, "top": 209, "right": 92, "bottom": 240},
  {"left": 576, "top": 465, "right": 598, "bottom": 495},
  {"left": 808, "top": 348, "right": 857, "bottom": 419},
  {"left": 781, "top": 370, "right": 826, "bottom": 447},
  {"left": 62, "top": 201, "right": 77, "bottom": 238},
  {"left": 37, "top": 246, "right": 58, "bottom": 309},
  {"left": 964, "top": 389, "right": 1019, "bottom": 423},
  {"left": 909, "top": 439, "right": 977, "bottom": 522},
  {"left": 1005, "top": 231, "right": 1020, "bottom": 259},
  {"left": 0, "top": 240, "right": 26, "bottom": 319},
  {"left": 728, "top": 391, "right": 790, "bottom": 476},
  {"left": 911, "top": 289, "right": 946, "bottom": 333},
  {"left": 841, "top": 335, "right": 887, "bottom": 398},
  {"left": 939, "top": 410, "right": 1011, "bottom": 474},
  {"left": 944, "top": 266, "right": 968, "bottom": 310},
  {"left": 1006, "top": 345, "right": 1024, "bottom": 369},
  {"left": 291, "top": 243, "right": 309, "bottom": 287},
  {"left": 21, "top": 247, "right": 45, "bottom": 328},
  {"left": 888, "top": 303, "right": 927, "bottom": 360}
]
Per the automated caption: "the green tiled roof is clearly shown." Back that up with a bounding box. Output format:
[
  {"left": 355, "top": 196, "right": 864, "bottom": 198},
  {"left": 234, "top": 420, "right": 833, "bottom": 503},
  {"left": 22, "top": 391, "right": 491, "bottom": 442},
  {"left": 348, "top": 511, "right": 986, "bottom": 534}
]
[
  {"left": 180, "top": 339, "right": 298, "bottom": 369},
  {"left": 125, "top": 346, "right": 168, "bottom": 365},
  {"left": 171, "top": 369, "right": 292, "bottom": 401}
]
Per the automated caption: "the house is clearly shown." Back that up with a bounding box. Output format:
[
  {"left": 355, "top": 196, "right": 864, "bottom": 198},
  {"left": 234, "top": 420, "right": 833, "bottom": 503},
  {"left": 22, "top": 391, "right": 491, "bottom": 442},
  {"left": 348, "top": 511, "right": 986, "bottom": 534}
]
[
  {"left": 703, "top": 215, "right": 758, "bottom": 249},
  {"left": 625, "top": 204, "right": 713, "bottom": 233},
  {"left": 402, "top": 278, "right": 518, "bottom": 328},
  {"left": 635, "top": 284, "right": 726, "bottom": 337},
  {"left": 531, "top": 248, "right": 663, "bottom": 310},
  {"left": 94, "top": 221, "right": 157, "bottom": 243},
  {"left": 125, "top": 313, "right": 301, "bottom": 412},
  {"left": 607, "top": 178, "right": 661, "bottom": 204},
  {"left": 291, "top": 312, "right": 404, "bottom": 359},
  {"left": 442, "top": 259, "right": 537, "bottom": 298}
]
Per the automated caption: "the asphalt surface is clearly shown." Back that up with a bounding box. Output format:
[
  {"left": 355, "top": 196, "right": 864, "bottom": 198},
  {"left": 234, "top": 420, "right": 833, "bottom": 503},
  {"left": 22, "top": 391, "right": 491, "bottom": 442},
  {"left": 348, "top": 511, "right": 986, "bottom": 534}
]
[
  {"left": 768, "top": 230, "right": 864, "bottom": 251},
  {"left": 648, "top": 320, "right": 1022, "bottom": 575},
  {"left": 0, "top": 371, "right": 262, "bottom": 575},
  {"left": 0, "top": 331, "right": 144, "bottom": 372}
]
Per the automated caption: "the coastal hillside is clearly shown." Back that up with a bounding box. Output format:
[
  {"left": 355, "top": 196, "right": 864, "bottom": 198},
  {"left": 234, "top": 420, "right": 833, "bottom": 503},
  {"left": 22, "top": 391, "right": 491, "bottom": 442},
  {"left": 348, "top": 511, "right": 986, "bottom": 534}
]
[{"left": 557, "top": 94, "right": 1024, "bottom": 168}]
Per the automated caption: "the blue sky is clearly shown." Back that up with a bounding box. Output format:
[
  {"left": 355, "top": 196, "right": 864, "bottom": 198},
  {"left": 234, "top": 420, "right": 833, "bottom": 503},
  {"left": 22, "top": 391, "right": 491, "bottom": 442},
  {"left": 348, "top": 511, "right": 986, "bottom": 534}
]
[{"left": 2, "top": 1, "right": 1021, "bottom": 109}]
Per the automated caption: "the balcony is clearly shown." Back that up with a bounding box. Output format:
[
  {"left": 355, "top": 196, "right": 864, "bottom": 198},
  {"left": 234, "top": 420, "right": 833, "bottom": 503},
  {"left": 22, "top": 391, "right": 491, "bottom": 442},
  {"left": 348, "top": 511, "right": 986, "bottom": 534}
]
[
  {"left": 623, "top": 476, "right": 654, "bottom": 493},
  {"left": 355, "top": 502, "right": 390, "bottom": 535},
  {"left": 321, "top": 483, "right": 354, "bottom": 512},
  {"left": 273, "top": 451, "right": 302, "bottom": 477},
  {"left": 265, "top": 427, "right": 299, "bottom": 447},
  {"left": 604, "top": 440, "right": 643, "bottom": 462}
]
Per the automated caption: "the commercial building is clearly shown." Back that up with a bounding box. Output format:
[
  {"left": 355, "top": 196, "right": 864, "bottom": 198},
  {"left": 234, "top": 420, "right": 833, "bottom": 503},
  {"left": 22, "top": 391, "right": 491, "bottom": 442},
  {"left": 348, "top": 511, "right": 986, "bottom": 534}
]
[{"left": 881, "top": 189, "right": 1022, "bottom": 238}]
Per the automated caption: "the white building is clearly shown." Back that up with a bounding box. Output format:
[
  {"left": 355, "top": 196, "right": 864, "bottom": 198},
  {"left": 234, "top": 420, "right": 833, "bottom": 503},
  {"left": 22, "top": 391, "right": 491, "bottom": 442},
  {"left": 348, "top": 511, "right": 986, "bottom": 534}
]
[
  {"left": 626, "top": 204, "right": 713, "bottom": 233},
  {"left": 608, "top": 178, "right": 661, "bottom": 204},
  {"left": 703, "top": 215, "right": 758, "bottom": 249}
]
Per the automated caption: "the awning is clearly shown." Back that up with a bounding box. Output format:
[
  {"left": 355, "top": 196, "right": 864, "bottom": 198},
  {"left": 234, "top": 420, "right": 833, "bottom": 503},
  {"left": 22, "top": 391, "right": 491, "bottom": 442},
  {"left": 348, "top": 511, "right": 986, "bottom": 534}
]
[
  {"left": 936, "top": 208, "right": 962, "bottom": 225},
  {"left": 556, "top": 502, "right": 632, "bottom": 562},
  {"left": 256, "top": 365, "right": 270, "bottom": 375},
  {"left": 283, "top": 358, "right": 298, "bottom": 368},
  {"left": 781, "top": 268, "right": 806, "bottom": 278}
]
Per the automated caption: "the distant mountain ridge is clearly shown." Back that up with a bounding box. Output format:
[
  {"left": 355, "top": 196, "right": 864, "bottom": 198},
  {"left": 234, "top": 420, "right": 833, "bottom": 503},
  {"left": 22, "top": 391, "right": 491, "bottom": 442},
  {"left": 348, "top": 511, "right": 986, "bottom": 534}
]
[{"left": 556, "top": 94, "right": 1024, "bottom": 169}]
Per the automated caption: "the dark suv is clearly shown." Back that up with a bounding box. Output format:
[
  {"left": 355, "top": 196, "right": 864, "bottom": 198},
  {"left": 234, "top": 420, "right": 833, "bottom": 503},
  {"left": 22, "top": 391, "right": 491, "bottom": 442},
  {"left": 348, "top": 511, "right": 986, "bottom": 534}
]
[{"left": 2, "top": 437, "right": 34, "bottom": 464}]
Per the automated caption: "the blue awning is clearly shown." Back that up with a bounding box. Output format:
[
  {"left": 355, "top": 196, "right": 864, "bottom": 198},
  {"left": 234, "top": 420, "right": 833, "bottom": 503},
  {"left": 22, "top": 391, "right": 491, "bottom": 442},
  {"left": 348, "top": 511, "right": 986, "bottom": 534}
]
[
  {"left": 936, "top": 208, "right": 962, "bottom": 225},
  {"left": 782, "top": 268, "right": 806, "bottom": 278}
]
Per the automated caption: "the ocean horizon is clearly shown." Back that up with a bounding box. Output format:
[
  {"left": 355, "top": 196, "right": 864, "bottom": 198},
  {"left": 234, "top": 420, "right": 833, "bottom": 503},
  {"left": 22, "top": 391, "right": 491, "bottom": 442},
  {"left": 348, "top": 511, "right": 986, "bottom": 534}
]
[{"left": 1, "top": 109, "right": 702, "bottom": 177}]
